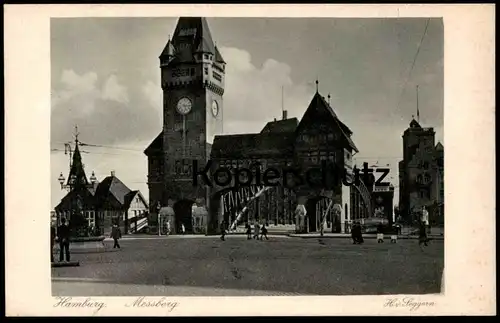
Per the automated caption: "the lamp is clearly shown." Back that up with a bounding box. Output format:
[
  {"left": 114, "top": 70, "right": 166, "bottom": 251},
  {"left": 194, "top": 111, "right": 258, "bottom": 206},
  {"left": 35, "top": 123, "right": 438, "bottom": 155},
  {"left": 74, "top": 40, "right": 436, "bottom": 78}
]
[
  {"left": 58, "top": 173, "right": 66, "bottom": 188},
  {"left": 89, "top": 171, "right": 97, "bottom": 184}
]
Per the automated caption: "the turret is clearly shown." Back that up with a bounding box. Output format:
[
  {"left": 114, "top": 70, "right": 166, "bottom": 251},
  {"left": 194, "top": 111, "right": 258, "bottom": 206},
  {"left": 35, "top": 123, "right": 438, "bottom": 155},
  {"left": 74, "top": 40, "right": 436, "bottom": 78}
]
[{"left": 159, "top": 39, "right": 176, "bottom": 67}]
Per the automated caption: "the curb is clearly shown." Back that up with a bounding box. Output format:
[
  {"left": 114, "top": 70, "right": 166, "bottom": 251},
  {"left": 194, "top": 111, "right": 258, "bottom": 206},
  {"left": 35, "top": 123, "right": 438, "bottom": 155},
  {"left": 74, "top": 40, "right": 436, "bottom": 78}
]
[
  {"left": 51, "top": 261, "right": 80, "bottom": 267},
  {"left": 287, "top": 234, "right": 444, "bottom": 240}
]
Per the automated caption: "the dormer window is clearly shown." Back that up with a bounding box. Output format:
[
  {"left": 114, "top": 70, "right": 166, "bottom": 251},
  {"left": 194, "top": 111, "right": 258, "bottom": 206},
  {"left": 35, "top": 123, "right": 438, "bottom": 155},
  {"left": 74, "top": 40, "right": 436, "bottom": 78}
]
[{"left": 204, "top": 54, "right": 209, "bottom": 59}]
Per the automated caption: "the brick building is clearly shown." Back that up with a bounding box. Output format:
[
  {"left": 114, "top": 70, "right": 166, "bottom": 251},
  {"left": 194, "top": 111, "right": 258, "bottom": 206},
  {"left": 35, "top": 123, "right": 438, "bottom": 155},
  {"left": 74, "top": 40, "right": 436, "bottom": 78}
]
[{"left": 145, "top": 17, "right": 371, "bottom": 234}]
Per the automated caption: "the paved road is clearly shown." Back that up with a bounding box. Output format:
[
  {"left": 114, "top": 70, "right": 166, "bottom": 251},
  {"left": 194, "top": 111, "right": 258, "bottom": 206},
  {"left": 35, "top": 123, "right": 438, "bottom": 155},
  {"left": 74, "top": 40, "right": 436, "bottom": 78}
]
[{"left": 52, "top": 236, "right": 443, "bottom": 296}]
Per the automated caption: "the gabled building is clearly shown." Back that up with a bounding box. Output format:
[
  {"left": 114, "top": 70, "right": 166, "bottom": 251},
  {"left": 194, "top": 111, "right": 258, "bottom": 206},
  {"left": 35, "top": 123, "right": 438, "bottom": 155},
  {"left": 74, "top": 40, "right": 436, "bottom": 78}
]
[
  {"left": 209, "top": 91, "right": 360, "bottom": 233},
  {"left": 144, "top": 17, "right": 369, "bottom": 234},
  {"left": 55, "top": 140, "right": 149, "bottom": 236}
]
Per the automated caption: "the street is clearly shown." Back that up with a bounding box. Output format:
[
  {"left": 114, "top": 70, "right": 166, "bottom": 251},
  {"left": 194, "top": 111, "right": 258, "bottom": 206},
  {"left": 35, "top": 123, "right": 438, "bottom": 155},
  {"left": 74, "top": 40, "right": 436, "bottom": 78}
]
[{"left": 52, "top": 236, "right": 444, "bottom": 296}]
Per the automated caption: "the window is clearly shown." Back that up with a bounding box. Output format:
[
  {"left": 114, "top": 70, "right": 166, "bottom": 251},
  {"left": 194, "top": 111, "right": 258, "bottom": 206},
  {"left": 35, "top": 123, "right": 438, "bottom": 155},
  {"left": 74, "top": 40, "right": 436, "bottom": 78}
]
[
  {"left": 190, "top": 68, "right": 195, "bottom": 76},
  {"left": 327, "top": 133, "right": 334, "bottom": 141},
  {"left": 204, "top": 54, "right": 209, "bottom": 59},
  {"left": 204, "top": 67, "right": 208, "bottom": 75}
]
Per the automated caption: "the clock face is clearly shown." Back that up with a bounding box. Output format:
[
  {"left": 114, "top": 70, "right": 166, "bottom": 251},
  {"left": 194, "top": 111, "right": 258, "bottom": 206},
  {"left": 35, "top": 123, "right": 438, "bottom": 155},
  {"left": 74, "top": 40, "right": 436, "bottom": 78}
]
[
  {"left": 176, "top": 97, "right": 192, "bottom": 115},
  {"left": 211, "top": 100, "right": 219, "bottom": 117}
]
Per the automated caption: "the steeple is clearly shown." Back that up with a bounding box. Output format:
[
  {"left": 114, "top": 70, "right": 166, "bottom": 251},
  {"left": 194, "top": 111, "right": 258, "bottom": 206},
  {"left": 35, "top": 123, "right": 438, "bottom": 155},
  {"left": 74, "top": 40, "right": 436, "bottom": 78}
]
[{"left": 66, "top": 129, "right": 89, "bottom": 187}]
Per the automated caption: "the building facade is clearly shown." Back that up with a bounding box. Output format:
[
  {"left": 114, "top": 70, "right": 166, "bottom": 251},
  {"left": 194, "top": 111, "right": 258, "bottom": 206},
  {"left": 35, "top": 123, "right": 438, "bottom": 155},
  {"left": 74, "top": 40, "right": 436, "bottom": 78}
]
[
  {"left": 55, "top": 141, "right": 149, "bottom": 236},
  {"left": 145, "top": 17, "right": 372, "bottom": 234},
  {"left": 398, "top": 119, "right": 444, "bottom": 225}
]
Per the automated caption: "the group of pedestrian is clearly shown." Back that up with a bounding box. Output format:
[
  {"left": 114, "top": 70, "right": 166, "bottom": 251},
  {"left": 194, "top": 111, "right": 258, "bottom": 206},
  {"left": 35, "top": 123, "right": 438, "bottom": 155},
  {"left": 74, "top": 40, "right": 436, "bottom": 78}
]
[
  {"left": 218, "top": 220, "right": 269, "bottom": 241},
  {"left": 51, "top": 218, "right": 125, "bottom": 263},
  {"left": 246, "top": 222, "right": 268, "bottom": 240}
]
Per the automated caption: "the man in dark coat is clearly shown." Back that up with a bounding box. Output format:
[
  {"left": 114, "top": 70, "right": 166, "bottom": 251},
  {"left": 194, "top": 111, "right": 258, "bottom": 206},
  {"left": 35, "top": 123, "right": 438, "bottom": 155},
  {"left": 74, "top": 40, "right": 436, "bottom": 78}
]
[
  {"left": 57, "top": 218, "right": 71, "bottom": 262},
  {"left": 111, "top": 224, "right": 122, "bottom": 249},
  {"left": 50, "top": 225, "right": 56, "bottom": 262}
]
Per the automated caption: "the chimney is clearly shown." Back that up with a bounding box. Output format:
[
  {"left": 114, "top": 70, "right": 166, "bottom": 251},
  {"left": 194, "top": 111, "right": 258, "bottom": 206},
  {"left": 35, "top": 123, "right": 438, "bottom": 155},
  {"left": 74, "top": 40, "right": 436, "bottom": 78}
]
[
  {"left": 111, "top": 170, "right": 115, "bottom": 177},
  {"left": 274, "top": 118, "right": 277, "bottom": 122},
  {"left": 282, "top": 110, "right": 288, "bottom": 120}
]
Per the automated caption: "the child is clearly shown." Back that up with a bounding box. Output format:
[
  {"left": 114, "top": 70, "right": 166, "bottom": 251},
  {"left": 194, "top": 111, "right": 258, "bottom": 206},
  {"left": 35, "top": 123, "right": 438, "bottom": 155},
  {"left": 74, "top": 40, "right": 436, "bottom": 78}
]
[
  {"left": 390, "top": 225, "right": 398, "bottom": 243},
  {"left": 376, "top": 223, "right": 384, "bottom": 243}
]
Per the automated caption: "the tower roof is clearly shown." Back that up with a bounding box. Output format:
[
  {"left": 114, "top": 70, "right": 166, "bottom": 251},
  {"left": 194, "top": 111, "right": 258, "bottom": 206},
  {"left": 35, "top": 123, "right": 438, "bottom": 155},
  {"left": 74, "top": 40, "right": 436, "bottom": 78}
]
[
  {"left": 159, "top": 39, "right": 176, "bottom": 58},
  {"left": 172, "top": 17, "right": 216, "bottom": 54},
  {"left": 67, "top": 142, "right": 89, "bottom": 187},
  {"left": 435, "top": 142, "right": 444, "bottom": 151},
  {"left": 409, "top": 118, "right": 422, "bottom": 129},
  {"left": 215, "top": 45, "right": 225, "bottom": 63}
]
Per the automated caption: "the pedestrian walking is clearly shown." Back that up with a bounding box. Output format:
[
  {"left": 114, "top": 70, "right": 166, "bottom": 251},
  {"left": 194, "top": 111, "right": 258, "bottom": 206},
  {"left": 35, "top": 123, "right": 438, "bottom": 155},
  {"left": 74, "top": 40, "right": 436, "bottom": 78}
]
[
  {"left": 111, "top": 224, "right": 121, "bottom": 249},
  {"left": 352, "top": 222, "right": 364, "bottom": 244},
  {"left": 418, "top": 220, "right": 429, "bottom": 250},
  {"left": 220, "top": 220, "right": 226, "bottom": 241},
  {"left": 253, "top": 222, "right": 260, "bottom": 239},
  {"left": 181, "top": 223, "right": 186, "bottom": 235},
  {"left": 245, "top": 222, "right": 252, "bottom": 240},
  {"left": 377, "top": 223, "right": 385, "bottom": 243},
  {"left": 260, "top": 223, "right": 269, "bottom": 240},
  {"left": 50, "top": 225, "right": 56, "bottom": 263},
  {"left": 57, "top": 218, "right": 71, "bottom": 262}
]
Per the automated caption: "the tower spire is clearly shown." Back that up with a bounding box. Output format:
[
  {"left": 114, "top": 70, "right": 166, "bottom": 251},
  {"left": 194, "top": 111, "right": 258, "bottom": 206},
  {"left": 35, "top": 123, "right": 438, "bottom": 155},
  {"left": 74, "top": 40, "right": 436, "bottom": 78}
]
[
  {"left": 74, "top": 125, "right": 80, "bottom": 145},
  {"left": 315, "top": 79, "right": 319, "bottom": 93},
  {"left": 67, "top": 125, "right": 88, "bottom": 187}
]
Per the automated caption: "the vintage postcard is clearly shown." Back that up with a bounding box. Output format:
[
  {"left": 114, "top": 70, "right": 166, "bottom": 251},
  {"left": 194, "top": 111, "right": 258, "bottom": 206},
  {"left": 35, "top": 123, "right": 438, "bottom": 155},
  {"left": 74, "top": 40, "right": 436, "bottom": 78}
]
[{"left": 4, "top": 4, "right": 495, "bottom": 316}]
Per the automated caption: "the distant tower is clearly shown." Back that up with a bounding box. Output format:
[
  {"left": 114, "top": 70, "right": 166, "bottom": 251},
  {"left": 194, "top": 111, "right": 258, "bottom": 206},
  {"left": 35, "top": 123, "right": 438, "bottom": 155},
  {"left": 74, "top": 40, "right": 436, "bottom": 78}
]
[{"left": 399, "top": 117, "right": 436, "bottom": 222}]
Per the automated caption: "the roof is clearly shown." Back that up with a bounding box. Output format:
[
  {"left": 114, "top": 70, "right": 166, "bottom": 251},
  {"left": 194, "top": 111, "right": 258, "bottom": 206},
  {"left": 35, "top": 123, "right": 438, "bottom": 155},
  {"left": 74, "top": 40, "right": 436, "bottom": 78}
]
[
  {"left": 169, "top": 17, "right": 216, "bottom": 62},
  {"left": 94, "top": 175, "right": 132, "bottom": 207},
  {"left": 159, "top": 39, "right": 175, "bottom": 58},
  {"left": 409, "top": 118, "right": 422, "bottom": 129},
  {"left": 55, "top": 187, "right": 96, "bottom": 212},
  {"left": 66, "top": 142, "right": 89, "bottom": 186},
  {"left": 211, "top": 132, "right": 295, "bottom": 159},
  {"left": 435, "top": 142, "right": 444, "bottom": 151},
  {"left": 123, "top": 190, "right": 148, "bottom": 209},
  {"left": 214, "top": 46, "right": 225, "bottom": 63},
  {"left": 296, "top": 92, "right": 358, "bottom": 153},
  {"left": 260, "top": 118, "right": 298, "bottom": 134},
  {"left": 144, "top": 131, "right": 163, "bottom": 156}
]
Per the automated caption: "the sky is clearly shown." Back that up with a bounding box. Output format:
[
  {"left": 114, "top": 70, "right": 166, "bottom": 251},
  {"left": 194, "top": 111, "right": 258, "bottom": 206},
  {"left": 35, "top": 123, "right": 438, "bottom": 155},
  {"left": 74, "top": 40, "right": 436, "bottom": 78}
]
[{"left": 50, "top": 17, "right": 444, "bottom": 209}]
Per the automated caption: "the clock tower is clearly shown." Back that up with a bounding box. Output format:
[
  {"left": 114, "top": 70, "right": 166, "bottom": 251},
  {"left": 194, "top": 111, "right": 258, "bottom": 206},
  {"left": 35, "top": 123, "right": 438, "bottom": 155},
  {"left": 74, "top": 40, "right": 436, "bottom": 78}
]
[{"left": 155, "top": 17, "right": 225, "bottom": 224}]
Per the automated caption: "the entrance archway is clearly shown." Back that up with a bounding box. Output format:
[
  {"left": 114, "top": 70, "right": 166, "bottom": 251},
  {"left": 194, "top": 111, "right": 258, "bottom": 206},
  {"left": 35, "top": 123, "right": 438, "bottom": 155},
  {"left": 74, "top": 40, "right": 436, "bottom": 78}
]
[
  {"left": 305, "top": 197, "right": 321, "bottom": 232},
  {"left": 173, "top": 199, "right": 195, "bottom": 233}
]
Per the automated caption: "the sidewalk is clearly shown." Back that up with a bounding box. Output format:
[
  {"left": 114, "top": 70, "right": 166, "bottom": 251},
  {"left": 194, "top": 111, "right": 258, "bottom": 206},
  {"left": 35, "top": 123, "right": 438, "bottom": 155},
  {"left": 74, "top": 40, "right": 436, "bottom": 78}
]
[{"left": 288, "top": 233, "right": 444, "bottom": 240}]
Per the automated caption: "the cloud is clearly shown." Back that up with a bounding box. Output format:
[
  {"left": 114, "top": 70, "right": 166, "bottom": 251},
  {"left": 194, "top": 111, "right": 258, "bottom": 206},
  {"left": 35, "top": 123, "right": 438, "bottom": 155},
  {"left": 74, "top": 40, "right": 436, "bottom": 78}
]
[
  {"left": 142, "top": 80, "right": 162, "bottom": 111},
  {"left": 52, "top": 70, "right": 100, "bottom": 110},
  {"left": 51, "top": 70, "right": 161, "bottom": 146},
  {"left": 102, "top": 74, "right": 129, "bottom": 103},
  {"left": 220, "top": 46, "right": 313, "bottom": 134}
]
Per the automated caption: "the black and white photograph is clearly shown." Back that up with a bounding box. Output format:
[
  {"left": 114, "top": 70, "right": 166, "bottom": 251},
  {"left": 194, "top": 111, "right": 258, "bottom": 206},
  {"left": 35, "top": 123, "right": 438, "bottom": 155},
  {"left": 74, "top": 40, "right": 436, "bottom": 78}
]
[
  {"left": 50, "top": 16, "right": 445, "bottom": 297},
  {"left": 4, "top": 4, "right": 495, "bottom": 316}
]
